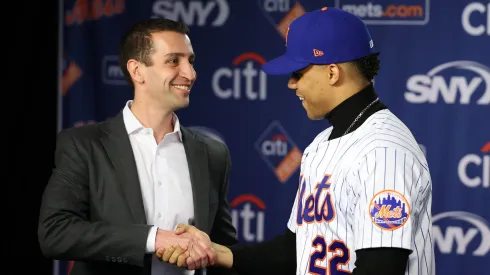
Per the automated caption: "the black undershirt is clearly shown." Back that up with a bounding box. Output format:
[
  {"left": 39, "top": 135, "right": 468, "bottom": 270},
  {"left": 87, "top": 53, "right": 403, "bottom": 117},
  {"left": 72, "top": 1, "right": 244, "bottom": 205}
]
[{"left": 229, "top": 84, "right": 412, "bottom": 275}]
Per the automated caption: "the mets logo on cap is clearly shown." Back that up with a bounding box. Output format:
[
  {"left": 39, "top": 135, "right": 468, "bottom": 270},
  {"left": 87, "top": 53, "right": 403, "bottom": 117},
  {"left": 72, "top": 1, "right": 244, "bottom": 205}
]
[{"left": 369, "top": 190, "right": 410, "bottom": 231}]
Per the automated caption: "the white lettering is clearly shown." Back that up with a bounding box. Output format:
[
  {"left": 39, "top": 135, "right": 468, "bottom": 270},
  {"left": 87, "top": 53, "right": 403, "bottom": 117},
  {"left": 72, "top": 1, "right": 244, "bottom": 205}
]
[
  {"left": 264, "top": 0, "right": 290, "bottom": 12},
  {"left": 212, "top": 62, "right": 267, "bottom": 101},
  {"left": 433, "top": 226, "right": 479, "bottom": 255},
  {"left": 232, "top": 203, "right": 265, "bottom": 242},
  {"left": 108, "top": 65, "right": 124, "bottom": 78},
  {"left": 405, "top": 75, "right": 483, "bottom": 104},
  {"left": 459, "top": 154, "right": 490, "bottom": 188},
  {"left": 261, "top": 140, "right": 287, "bottom": 156},
  {"left": 152, "top": 0, "right": 229, "bottom": 27},
  {"left": 462, "top": 2, "right": 489, "bottom": 36},
  {"left": 341, "top": 4, "right": 383, "bottom": 18}
]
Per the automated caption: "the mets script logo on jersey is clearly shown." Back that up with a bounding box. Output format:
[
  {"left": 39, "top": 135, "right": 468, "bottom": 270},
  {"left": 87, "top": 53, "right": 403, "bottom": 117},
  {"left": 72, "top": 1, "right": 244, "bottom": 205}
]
[
  {"left": 369, "top": 190, "right": 410, "bottom": 231},
  {"left": 255, "top": 121, "right": 302, "bottom": 183},
  {"left": 335, "top": 0, "right": 429, "bottom": 25},
  {"left": 405, "top": 60, "right": 490, "bottom": 105},
  {"left": 296, "top": 174, "right": 352, "bottom": 274},
  {"left": 257, "top": 0, "right": 306, "bottom": 40},
  {"left": 151, "top": 0, "right": 229, "bottom": 27},
  {"left": 296, "top": 174, "right": 336, "bottom": 225},
  {"left": 458, "top": 141, "right": 490, "bottom": 188},
  {"left": 212, "top": 52, "right": 268, "bottom": 101},
  {"left": 230, "top": 194, "right": 265, "bottom": 243},
  {"left": 433, "top": 211, "right": 490, "bottom": 256}
]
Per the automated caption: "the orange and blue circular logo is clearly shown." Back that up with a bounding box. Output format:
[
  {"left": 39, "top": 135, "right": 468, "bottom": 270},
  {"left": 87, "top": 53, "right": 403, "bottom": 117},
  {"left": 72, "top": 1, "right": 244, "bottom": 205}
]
[{"left": 369, "top": 190, "right": 410, "bottom": 231}]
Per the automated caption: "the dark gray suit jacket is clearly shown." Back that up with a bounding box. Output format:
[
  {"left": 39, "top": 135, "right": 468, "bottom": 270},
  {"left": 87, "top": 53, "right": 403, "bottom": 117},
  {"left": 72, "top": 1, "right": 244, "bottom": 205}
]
[{"left": 38, "top": 112, "right": 238, "bottom": 275}]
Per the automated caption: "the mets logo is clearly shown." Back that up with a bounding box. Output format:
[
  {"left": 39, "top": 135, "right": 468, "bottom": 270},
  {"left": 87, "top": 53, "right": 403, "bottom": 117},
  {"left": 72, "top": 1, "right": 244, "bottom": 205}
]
[{"left": 369, "top": 190, "right": 410, "bottom": 231}]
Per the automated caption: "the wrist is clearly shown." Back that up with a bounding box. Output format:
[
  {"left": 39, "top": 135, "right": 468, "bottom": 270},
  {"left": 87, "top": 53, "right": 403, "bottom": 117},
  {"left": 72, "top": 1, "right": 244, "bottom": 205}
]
[
  {"left": 212, "top": 243, "right": 233, "bottom": 268},
  {"left": 155, "top": 228, "right": 172, "bottom": 250}
]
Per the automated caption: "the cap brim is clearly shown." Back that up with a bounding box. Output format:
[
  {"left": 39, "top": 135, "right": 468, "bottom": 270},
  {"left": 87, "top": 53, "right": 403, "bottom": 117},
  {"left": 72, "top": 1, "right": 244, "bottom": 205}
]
[{"left": 262, "top": 55, "right": 310, "bottom": 75}]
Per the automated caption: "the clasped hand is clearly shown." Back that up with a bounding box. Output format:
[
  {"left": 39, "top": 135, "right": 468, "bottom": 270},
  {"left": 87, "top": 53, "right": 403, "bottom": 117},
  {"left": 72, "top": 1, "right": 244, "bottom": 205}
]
[{"left": 156, "top": 224, "right": 215, "bottom": 270}]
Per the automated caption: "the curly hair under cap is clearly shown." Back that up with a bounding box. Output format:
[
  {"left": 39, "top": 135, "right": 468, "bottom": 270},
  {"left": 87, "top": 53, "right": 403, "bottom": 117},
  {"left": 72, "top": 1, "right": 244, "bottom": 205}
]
[{"left": 349, "top": 53, "right": 381, "bottom": 81}]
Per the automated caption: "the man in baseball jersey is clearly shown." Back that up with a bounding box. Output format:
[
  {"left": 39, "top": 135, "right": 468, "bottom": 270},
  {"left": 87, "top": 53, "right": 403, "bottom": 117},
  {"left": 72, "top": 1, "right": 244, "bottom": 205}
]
[{"left": 158, "top": 7, "right": 434, "bottom": 275}]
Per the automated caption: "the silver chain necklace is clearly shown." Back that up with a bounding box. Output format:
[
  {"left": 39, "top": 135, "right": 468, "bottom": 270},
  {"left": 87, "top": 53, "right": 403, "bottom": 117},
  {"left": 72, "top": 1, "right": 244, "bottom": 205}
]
[{"left": 343, "top": 97, "right": 379, "bottom": 136}]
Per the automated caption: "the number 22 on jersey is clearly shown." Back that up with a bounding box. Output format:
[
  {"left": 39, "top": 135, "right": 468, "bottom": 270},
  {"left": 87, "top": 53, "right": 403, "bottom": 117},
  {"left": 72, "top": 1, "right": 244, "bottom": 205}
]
[{"left": 296, "top": 174, "right": 351, "bottom": 275}]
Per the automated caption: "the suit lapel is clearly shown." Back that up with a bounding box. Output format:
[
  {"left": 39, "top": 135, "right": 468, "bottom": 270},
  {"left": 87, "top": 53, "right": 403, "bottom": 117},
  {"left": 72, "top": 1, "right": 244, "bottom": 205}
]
[
  {"left": 182, "top": 127, "right": 210, "bottom": 233},
  {"left": 100, "top": 113, "right": 147, "bottom": 224}
]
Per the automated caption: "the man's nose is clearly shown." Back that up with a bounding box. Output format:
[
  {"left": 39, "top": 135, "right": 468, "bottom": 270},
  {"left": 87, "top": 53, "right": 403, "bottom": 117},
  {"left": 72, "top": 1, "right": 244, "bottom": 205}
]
[{"left": 180, "top": 62, "right": 196, "bottom": 81}]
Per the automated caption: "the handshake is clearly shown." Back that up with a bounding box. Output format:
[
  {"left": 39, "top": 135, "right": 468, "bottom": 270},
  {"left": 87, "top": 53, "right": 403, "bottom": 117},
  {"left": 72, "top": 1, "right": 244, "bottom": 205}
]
[{"left": 154, "top": 224, "right": 232, "bottom": 270}]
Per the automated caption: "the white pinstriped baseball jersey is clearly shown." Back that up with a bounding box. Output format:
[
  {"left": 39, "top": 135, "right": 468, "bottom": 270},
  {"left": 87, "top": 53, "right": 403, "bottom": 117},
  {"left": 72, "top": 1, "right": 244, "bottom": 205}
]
[{"left": 288, "top": 109, "right": 434, "bottom": 275}]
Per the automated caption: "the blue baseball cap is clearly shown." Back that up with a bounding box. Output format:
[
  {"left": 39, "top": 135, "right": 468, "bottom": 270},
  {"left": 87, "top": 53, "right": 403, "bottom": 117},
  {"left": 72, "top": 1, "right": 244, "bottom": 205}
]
[{"left": 262, "top": 7, "right": 375, "bottom": 75}]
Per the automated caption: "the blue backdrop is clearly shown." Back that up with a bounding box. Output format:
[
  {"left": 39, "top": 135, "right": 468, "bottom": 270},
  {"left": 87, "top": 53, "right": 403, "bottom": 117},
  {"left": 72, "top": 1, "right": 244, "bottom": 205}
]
[{"left": 58, "top": 0, "right": 489, "bottom": 274}]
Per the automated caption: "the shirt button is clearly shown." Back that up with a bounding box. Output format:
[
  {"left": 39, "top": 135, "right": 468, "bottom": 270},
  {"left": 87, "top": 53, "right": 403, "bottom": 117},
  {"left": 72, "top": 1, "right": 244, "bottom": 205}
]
[
  {"left": 158, "top": 212, "right": 162, "bottom": 219},
  {"left": 158, "top": 181, "right": 162, "bottom": 186}
]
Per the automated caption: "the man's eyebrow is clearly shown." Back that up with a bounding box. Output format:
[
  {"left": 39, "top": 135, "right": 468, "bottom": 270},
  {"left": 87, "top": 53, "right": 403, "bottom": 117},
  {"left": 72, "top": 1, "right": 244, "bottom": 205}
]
[{"left": 164, "top": 52, "right": 195, "bottom": 58}]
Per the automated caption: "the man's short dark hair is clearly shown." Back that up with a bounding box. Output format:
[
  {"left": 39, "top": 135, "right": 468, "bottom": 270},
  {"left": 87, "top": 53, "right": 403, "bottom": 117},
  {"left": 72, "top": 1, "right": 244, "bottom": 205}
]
[
  {"left": 119, "top": 18, "right": 190, "bottom": 86},
  {"left": 349, "top": 53, "right": 381, "bottom": 81}
]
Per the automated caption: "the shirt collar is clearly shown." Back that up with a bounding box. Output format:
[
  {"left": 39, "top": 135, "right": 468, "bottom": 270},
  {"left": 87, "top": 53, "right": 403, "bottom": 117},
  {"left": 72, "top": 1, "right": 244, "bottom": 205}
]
[
  {"left": 324, "top": 83, "right": 378, "bottom": 131},
  {"left": 122, "top": 100, "right": 183, "bottom": 141}
]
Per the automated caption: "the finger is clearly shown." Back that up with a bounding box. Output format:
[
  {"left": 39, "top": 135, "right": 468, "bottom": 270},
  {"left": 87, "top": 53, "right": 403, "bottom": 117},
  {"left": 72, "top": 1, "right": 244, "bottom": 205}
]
[
  {"left": 162, "top": 246, "right": 176, "bottom": 262},
  {"left": 177, "top": 251, "right": 189, "bottom": 267},
  {"left": 169, "top": 246, "right": 186, "bottom": 264},
  {"left": 186, "top": 256, "right": 196, "bottom": 270},
  {"left": 156, "top": 247, "right": 165, "bottom": 258},
  {"left": 197, "top": 238, "right": 215, "bottom": 265},
  {"left": 189, "top": 241, "right": 208, "bottom": 269}
]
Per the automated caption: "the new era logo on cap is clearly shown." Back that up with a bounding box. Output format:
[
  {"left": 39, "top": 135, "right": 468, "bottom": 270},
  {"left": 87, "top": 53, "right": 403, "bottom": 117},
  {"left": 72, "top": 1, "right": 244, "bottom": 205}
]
[{"left": 262, "top": 7, "right": 376, "bottom": 75}]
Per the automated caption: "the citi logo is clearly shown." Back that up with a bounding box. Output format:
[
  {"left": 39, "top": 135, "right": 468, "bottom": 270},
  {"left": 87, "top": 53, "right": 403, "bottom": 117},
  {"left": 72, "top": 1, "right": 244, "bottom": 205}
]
[
  {"left": 231, "top": 194, "right": 265, "bottom": 243},
  {"left": 212, "top": 52, "right": 267, "bottom": 101}
]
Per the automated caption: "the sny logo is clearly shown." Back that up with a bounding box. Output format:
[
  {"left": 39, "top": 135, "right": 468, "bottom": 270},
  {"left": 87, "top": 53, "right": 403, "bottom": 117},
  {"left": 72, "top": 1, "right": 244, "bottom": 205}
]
[
  {"left": 257, "top": 0, "right": 306, "bottom": 40},
  {"left": 335, "top": 0, "right": 429, "bottom": 25},
  {"left": 255, "top": 121, "right": 302, "bottom": 183},
  {"left": 433, "top": 211, "right": 490, "bottom": 256},
  {"left": 213, "top": 52, "right": 268, "bottom": 101},
  {"left": 230, "top": 194, "right": 265, "bottom": 243},
  {"left": 405, "top": 61, "right": 490, "bottom": 105},
  {"left": 458, "top": 141, "right": 490, "bottom": 188},
  {"left": 152, "top": 0, "right": 229, "bottom": 27}
]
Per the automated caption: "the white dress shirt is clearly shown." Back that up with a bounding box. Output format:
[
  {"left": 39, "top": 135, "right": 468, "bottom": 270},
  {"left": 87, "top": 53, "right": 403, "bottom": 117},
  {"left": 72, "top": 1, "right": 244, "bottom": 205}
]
[{"left": 123, "top": 101, "right": 195, "bottom": 275}]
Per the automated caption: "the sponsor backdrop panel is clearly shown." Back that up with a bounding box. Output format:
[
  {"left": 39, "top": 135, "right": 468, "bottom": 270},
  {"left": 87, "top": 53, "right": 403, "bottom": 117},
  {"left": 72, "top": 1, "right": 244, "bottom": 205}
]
[{"left": 58, "top": 0, "right": 489, "bottom": 274}]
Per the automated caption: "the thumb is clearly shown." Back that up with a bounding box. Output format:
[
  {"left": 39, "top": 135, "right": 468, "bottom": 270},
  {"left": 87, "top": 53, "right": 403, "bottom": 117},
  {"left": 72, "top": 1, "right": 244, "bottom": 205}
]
[{"left": 175, "top": 223, "right": 187, "bottom": 234}]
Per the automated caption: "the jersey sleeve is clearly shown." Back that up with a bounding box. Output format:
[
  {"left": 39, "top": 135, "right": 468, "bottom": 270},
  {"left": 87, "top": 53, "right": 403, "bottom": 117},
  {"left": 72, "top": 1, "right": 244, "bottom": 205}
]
[
  {"left": 287, "top": 173, "right": 302, "bottom": 233},
  {"left": 348, "top": 146, "right": 430, "bottom": 252}
]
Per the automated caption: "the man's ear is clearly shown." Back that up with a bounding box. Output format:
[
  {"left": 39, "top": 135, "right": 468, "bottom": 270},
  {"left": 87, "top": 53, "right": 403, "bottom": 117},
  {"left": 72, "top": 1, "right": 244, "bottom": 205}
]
[
  {"left": 127, "top": 59, "right": 145, "bottom": 84},
  {"left": 325, "top": 64, "right": 340, "bottom": 85}
]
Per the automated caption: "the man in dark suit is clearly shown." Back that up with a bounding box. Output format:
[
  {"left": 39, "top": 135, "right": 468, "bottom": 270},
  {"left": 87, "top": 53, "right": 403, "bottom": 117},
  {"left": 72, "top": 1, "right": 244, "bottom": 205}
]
[{"left": 38, "top": 18, "right": 238, "bottom": 275}]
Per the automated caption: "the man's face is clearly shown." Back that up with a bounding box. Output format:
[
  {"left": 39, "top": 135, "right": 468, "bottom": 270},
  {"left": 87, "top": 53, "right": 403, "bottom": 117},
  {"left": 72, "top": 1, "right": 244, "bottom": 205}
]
[
  {"left": 287, "top": 65, "right": 332, "bottom": 120},
  {"left": 140, "top": 31, "right": 196, "bottom": 111}
]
